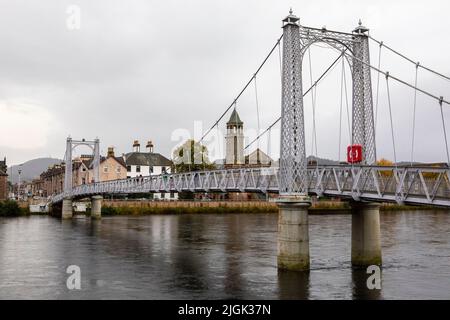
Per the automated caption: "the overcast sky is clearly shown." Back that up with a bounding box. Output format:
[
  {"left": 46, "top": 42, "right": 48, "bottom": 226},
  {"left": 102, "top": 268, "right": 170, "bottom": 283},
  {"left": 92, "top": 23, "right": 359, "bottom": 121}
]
[{"left": 1, "top": 0, "right": 450, "bottom": 166}]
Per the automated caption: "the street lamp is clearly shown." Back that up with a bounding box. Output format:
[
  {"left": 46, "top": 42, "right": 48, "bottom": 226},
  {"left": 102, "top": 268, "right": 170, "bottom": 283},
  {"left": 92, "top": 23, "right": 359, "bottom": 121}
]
[{"left": 18, "top": 166, "right": 22, "bottom": 201}]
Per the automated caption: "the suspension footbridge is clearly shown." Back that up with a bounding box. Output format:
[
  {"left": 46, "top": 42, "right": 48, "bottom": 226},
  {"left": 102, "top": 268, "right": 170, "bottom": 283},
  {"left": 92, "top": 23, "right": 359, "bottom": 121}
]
[{"left": 50, "top": 10, "right": 450, "bottom": 271}]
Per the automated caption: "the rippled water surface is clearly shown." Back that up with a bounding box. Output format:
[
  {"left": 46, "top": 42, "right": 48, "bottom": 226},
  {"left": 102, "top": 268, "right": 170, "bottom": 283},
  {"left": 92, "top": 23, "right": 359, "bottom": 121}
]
[{"left": 0, "top": 211, "right": 449, "bottom": 299}]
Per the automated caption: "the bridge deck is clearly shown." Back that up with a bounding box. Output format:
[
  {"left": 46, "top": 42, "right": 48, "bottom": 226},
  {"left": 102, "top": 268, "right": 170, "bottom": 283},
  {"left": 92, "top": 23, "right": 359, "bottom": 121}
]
[{"left": 51, "top": 165, "right": 450, "bottom": 207}]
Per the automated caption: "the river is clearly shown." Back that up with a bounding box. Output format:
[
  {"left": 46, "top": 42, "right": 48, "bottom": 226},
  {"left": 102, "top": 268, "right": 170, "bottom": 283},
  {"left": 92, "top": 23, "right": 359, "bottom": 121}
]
[{"left": 0, "top": 210, "right": 449, "bottom": 299}]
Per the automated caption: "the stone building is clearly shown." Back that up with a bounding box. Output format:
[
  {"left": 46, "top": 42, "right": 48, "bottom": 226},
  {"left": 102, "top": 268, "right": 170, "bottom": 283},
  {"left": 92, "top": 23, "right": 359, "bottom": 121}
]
[
  {"left": 225, "top": 109, "right": 245, "bottom": 167},
  {"left": 245, "top": 148, "right": 272, "bottom": 167},
  {"left": 72, "top": 148, "right": 127, "bottom": 185},
  {"left": 0, "top": 157, "right": 8, "bottom": 200},
  {"left": 92, "top": 147, "right": 127, "bottom": 182},
  {"left": 30, "top": 178, "right": 45, "bottom": 198},
  {"left": 210, "top": 111, "right": 275, "bottom": 201},
  {"left": 223, "top": 109, "right": 273, "bottom": 169},
  {"left": 40, "top": 163, "right": 65, "bottom": 197},
  {"left": 36, "top": 147, "right": 127, "bottom": 197}
]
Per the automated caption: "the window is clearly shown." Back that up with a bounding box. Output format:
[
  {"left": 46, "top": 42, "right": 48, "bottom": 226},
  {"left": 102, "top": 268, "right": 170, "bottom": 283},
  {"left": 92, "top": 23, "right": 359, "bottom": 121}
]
[
  {"left": 116, "top": 166, "right": 121, "bottom": 173},
  {"left": 136, "top": 165, "right": 141, "bottom": 173},
  {"left": 82, "top": 178, "right": 86, "bottom": 185},
  {"left": 162, "top": 166, "right": 166, "bottom": 174},
  {"left": 149, "top": 166, "right": 154, "bottom": 174},
  {"left": 170, "top": 192, "right": 175, "bottom": 199},
  {"left": 126, "top": 165, "right": 131, "bottom": 172},
  {"left": 103, "top": 166, "right": 108, "bottom": 173}
]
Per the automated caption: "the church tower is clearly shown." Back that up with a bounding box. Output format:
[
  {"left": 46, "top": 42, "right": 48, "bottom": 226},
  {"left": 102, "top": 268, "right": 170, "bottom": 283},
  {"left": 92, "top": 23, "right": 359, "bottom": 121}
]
[{"left": 225, "top": 109, "right": 245, "bottom": 166}]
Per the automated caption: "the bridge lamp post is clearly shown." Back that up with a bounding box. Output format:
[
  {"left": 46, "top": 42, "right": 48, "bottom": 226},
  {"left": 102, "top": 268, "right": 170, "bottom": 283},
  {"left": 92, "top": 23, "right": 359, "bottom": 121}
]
[{"left": 18, "top": 166, "right": 22, "bottom": 201}]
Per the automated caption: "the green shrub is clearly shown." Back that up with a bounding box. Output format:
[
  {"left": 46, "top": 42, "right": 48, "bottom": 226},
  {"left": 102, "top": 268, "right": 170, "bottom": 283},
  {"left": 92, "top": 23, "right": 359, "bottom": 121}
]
[
  {"left": 101, "top": 206, "right": 119, "bottom": 216},
  {"left": 0, "top": 200, "right": 22, "bottom": 217}
]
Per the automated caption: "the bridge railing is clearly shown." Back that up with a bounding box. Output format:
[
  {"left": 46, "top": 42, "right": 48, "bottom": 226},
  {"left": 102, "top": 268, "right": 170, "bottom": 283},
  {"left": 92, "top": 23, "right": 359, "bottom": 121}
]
[
  {"left": 51, "top": 165, "right": 450, "bottom": 207},
  {"left": 308, "top": 165, "right": 450, "bottom": 206}
]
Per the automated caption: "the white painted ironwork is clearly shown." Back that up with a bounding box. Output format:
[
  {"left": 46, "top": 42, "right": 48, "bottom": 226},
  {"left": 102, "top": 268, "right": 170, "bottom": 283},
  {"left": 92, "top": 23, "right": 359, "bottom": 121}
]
[
  {"left": 50, "top": 13, "right": 450, "bottom": 211},
  {"left": 64, "top": 137, "right": 100, "bottom": 197},
  {"left": 279, "top": 11, "right": 308, "bottom": 195},
  {"left": 51, "top": 165, "right": 450, "bottom": 207},
  {"left": 279, "top": 12, "right": 377, "bottom": 198}
]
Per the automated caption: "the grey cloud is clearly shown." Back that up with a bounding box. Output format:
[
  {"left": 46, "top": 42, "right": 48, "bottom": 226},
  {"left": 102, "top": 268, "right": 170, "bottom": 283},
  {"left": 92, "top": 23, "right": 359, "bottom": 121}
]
[{"left": 1, "top": 0, "right": 449, "bottom": 166}]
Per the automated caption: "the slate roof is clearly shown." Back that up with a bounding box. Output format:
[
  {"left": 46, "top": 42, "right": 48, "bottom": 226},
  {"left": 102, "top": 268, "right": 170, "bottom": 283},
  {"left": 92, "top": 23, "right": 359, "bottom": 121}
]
[
  {"left": 125, "top": 152, "right": 172, "bottom": 167},
  {"left": 245, "top": 148, "right": 273, "bottom": 164},
  {"left": 227, "top": 108, "right": 243, "bottom": 126},
  {"left": 85, "top": 156, "right": 127, "bottom": 169}
]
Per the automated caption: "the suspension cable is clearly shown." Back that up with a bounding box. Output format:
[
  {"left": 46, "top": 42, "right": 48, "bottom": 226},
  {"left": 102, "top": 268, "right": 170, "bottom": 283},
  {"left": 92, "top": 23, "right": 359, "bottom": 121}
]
[
  {"left": 216, "top": 123, "right": 222, "bottom": 162},
  {"left": 410, "top": 63, "right": 419, "bottom": 166},
  {"left": 267, "top": 127, "right": 272, "bottom": 164},
  {"left": 342, "top": 54, "right": 352, "bottom": 146},
  {"left": 199, "top": 34, "right": 283, "bottom": 144},
  {"left": 369, "top": 36, "right": 450, "bottom": 82},
  {"left": 245, "top": 118, "right": 279, "bottom": 151},
  {"left": 385, "top": 72, "right": 397, "bottom": 165},
  {"left": 245, "top": 50, "right": 346, "bottom": 150},
  {"left": 254, "top": 76, "right": 261, "bottom": 151},
  {"left": 278, "top": 40, "right": 283, "bottom": 81},
  {"left": 308, "top": 48, "right": 318, "bottom": 157},
  {"left": 341, "top": 50, "right": 450, "bottom": 106},
  {"left": 439, "top": 97, "right": 450, "bottom": 164},
  {"left": 338, "top": 55, "right": 345, "bottom": 161},
  {"left": 374, "top": 41, "right": 382, "bottom": 132},
  {"left": 342, "top": 51, "right": 353, "bottom": 169},
  {"left": 313, "top": 83, "right": 319, "bottom": 169}
]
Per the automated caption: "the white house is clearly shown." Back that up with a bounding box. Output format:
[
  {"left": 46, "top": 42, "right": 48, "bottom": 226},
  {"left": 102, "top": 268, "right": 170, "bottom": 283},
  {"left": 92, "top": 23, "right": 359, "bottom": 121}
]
[{"left": 125, "top": 140, "right": 178, "bottom": 200}]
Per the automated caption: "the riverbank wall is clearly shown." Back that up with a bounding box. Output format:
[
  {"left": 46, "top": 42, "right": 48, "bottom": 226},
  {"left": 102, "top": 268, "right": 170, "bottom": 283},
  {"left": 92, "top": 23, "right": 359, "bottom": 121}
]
[
  {"left": 102, "top": 200, "right": 278, "bottom": 215},
  {"left": 7, "top": 199, "right": 443, "bottom": 217},
  {"left": 99, "top": 199, "right": 440, "bottom": 215}
]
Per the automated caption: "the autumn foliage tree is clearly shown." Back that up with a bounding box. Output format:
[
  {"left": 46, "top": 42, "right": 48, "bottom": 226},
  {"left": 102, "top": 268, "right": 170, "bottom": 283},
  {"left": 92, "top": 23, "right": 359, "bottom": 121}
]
[{"left": 377, "top": 158, "right": 394, "bottom": 177}]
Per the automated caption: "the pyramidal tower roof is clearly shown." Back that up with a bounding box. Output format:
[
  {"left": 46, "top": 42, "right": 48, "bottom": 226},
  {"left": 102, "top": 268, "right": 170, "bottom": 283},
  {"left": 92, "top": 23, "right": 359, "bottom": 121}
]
[{"left": 227, "top": 108, "right": 243, "bottom": 126}]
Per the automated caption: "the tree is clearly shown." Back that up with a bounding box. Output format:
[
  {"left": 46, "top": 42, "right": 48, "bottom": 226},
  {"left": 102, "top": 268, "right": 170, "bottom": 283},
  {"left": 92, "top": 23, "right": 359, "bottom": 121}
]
[
  {"left": 0, "top": 200, "right": 22, "bottom": 217},
  {"left": 377, "top": 158, "right": 393, "bottom": 167},
  {"left": 172, "top": 139, "right": 216, "bottom": 173},
  {"left": 377, "top": 158, "right": 394, "bottom": 177}
]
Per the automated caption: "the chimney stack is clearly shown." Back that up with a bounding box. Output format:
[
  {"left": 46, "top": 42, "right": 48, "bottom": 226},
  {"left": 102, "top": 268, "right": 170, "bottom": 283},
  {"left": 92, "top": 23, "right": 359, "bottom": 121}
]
[
  {"left": 107, "top": 147, "right": 115, "bottom": 158},
  {"left": 133, "top": 140, "right": 140, "bottom": 152},
  {"left": 146, "top": 140, "right": 154, "bottom": 153}
]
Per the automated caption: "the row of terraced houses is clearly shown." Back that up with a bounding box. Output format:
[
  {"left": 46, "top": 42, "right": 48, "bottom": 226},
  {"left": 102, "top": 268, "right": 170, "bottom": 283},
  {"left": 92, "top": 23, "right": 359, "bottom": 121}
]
[{"left": 31, "top": 140, "right": 176, "bottom": 200}]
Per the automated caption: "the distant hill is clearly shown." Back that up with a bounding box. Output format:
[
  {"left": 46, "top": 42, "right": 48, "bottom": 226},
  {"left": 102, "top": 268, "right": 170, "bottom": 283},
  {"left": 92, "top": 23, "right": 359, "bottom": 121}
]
[
  {"left": 307, "top": 155, "right": 341, "bottom": 166},
  {"left": 213, "top": 155, "right": 340, "bottom": 168},
  {"left": 7, "top": 158, "right": 62, "bottom": 183}
]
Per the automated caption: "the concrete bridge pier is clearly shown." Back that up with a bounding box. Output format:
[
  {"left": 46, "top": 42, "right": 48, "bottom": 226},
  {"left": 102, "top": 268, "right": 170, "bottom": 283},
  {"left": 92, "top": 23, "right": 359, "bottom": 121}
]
[
  {"left": 277, "top": 195, "right": 312, "bottom": 271},
  {"left": 62, "top": 197, "right": 73, "bottom": 219},
  {"left": 351, "top": 202, "right": 382, "bottom": 268},
  {"left": 91, "top": 195, "right": 103, "bottom": 219}
]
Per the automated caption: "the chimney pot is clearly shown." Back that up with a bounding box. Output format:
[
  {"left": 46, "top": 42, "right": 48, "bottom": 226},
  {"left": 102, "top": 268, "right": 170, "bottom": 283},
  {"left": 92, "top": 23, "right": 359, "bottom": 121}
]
[
  {"left": 146, "top": 140, "right": 154, "bottom": 153},
  {"left": 107, "top": 147, "right": 115, "bottom": 158},
  {"left": 133, "top": 140, "right": 141, "bottom": 152}
]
